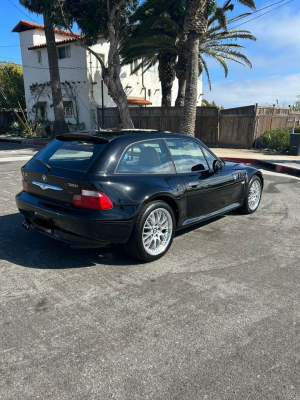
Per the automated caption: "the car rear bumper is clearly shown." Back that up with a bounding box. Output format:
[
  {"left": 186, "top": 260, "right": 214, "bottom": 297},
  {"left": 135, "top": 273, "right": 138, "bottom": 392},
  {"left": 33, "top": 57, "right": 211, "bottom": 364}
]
[{"left": 16, "top": 191, "right": 139, "bottom": 246}]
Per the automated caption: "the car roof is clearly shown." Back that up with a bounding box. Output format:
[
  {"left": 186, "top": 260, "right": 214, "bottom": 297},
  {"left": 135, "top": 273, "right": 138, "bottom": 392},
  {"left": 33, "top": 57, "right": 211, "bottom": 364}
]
[{"left": 57, "top": 129, "right": 204, "bottom": 144}]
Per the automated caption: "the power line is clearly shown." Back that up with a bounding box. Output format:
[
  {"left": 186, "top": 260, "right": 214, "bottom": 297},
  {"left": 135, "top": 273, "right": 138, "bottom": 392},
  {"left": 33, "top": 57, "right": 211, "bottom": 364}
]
[
  {"left": 1, "top": 0, "right": 294, "bottom": 49},
  {"left": 231, "top": 0, "right": 294, "bottom": 29},
  {"left": 7, "top": 0, "right": 39, "bottom": 24},
  {"left": 228, "top": 0, "right": 290, "bottom": 25}
]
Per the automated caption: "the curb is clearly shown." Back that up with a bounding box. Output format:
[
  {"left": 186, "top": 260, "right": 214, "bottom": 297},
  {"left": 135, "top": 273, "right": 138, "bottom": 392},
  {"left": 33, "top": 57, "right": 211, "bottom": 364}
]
[
  {"left": 0, "top": 137, "right": 49, "bottom": 146},
  {"left": 221, "top": 157, "right": 297, "bottom": 174}
]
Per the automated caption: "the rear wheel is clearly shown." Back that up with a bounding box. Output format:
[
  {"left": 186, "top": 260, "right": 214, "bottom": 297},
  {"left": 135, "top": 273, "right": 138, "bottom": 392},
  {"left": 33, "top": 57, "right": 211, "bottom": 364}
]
[
  {"left": 124, "top": 201, "right": 175, "bottom": 262},
  {"left": 240, "top": 175, "right": 262, "bottom": 214}
]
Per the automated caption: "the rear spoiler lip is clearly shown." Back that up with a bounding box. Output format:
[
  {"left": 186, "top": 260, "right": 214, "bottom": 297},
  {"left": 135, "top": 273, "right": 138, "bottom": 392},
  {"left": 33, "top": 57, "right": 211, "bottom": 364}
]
[{"left": 55, "top": 134, "right": 109, "bottom": 143}]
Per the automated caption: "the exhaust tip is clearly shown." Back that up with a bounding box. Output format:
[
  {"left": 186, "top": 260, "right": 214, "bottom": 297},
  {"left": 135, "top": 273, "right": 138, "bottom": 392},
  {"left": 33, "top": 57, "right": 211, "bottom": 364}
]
[{"left": 22, "top": 221, "right": 31, "bottom": 230}]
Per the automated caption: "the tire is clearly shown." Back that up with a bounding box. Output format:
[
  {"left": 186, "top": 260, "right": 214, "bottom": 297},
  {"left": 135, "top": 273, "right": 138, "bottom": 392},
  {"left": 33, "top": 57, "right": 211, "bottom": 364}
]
[
  {"left": 124, "top": 201, "right": 176, "bottom": 262},
  {"left": 240, "top": 175, "right": 262, "bottom": 214}
]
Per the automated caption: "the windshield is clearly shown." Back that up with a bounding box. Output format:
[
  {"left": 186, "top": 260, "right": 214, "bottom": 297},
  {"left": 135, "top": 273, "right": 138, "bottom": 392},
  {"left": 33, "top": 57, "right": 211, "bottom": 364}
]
[{"left": 34, "top": 137, "right": 108, "bottom": 172}]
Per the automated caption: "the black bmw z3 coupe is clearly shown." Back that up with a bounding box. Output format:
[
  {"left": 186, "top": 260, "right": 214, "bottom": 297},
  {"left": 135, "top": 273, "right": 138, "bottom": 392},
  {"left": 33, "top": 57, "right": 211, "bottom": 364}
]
[{"left": 16, "top": 130, "right": 263, "bottom": 262}]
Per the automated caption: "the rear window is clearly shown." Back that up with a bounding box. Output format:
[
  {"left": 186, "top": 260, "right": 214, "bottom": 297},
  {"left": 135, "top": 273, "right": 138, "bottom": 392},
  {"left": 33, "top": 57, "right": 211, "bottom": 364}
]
[{"left": 35, "top": 138, "right": 107, "bottom": 171}]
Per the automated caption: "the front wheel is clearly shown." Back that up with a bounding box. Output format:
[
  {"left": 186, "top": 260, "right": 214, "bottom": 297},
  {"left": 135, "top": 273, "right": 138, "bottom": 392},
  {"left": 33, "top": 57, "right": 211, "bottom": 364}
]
[
  {"left": 240, "top": 175, "right": 262, "bottom": 214},
  {"left": 124, "top": 201, "right": 175, "bottom": 262}
]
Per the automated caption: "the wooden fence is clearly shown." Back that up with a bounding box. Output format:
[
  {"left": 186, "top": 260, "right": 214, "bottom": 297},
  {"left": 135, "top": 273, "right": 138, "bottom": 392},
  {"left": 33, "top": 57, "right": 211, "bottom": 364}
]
[
  {"left": 0, "top": 110, "right": 22, "bottom": 133},
  {"left": 98, "top": 105, "right": 300, "bottom": 148}
]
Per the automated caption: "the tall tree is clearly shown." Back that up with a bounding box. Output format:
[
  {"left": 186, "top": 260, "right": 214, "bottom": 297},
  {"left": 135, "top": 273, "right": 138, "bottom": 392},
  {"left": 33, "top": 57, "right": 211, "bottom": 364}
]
[
  {"left": 120, "top": 0, "right": 184, "bottom": 107},
  {"left": 19, "top": 1, "right": 69, "bottom": 136},
  {"left": 120, "top": 0, "right": 255, "bottom": 107},
  {"left": 179, "top": 0, "right": 256, "bottom": 136},
  {"left": 0, "top": 62, "right": 25, "bottom": 109},
  {"left": 59, "top": 0, "right": 137, "bottom": 128}
]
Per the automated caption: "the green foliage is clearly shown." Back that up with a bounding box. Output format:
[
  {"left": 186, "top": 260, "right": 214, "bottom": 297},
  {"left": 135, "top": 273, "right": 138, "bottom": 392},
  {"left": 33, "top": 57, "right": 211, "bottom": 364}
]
[
  {"left": 62, "top": 0, "right": 139, "bottom": 45},
  {"left": 0, "top": 62, "right": 25, "bottom": 109},
  {"left": 120, "top": 0, "right": 256, "bottom": 91},
  {"left": 9, "top": 121, "right": 22, "bottom": 133},
  {"left": 294, "top": 125, "right": 300, "bottom": 133},
  {"left": 262, "top": 128, "right": 290, "bottom": 152},
  {"left": 201, "top": 99, "right": 224, "bottom": 108},
  {"left": 20, "top": 121, "right": 43, "bottom": 138}
]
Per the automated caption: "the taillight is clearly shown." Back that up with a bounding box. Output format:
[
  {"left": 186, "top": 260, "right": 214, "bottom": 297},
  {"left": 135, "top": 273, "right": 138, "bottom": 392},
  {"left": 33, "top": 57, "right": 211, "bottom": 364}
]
[
  {"left": 72, "top": 190, "right": 113, "bottom": 210},
  {"left": 22, "top": 178, "right": 29, "bottom": 192}
]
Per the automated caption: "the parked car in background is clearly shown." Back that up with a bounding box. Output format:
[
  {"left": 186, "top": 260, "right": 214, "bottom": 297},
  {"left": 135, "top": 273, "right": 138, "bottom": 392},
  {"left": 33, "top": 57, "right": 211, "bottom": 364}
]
[{"left": 16, "top": 130, "right": 263, "bottom": 262}]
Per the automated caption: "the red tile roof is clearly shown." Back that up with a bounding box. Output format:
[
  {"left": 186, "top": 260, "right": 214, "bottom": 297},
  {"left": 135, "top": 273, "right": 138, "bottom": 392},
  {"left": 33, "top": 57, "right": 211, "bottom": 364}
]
[
  {"left": 127, "top": 97, "right": 152, "bottom": 105},
  {"left": 28, "top": 37, "right": 77, "bottom": 50},
  {"left": 12, "top": 20, "right": 81, "bottom": 38}
]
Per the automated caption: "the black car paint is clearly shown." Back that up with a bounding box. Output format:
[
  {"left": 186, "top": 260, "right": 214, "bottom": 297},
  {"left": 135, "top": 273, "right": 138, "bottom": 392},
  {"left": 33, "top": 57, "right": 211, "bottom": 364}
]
[{"left": 16, "top": 132, "right": 263, "bottom": 246}]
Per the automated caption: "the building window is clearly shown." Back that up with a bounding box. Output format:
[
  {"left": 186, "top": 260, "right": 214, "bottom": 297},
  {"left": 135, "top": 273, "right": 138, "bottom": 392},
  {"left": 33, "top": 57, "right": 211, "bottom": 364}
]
[
  {"left": 96, "top": 54, "right": 105, "bottom": 69},
  {"left": 33, "top": 101, "right": 47, "bottom": 119},
  {"left": 130, "top": 61, "right": 139, "bottom": 76},
  {"left": 58, "top": 46, "right": 71, "bottom": 59},
  {"left": 37, "top": 51, "right": 42, "bottom": 64},
  {"left": 63, "top": 101, "right": 73, "bottom": 117}
]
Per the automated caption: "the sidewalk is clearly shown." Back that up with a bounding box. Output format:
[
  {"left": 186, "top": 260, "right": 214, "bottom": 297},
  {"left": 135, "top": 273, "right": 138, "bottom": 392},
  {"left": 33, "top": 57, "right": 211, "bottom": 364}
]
[
  {"left": 214, "top": 148, "right": 300, "bottom": 174},
  {"left": 1, "top": 135, "right": 299, "bottom": 174},
  {"left": 0, "top": 135, "right": 49, "bottom": 147}
]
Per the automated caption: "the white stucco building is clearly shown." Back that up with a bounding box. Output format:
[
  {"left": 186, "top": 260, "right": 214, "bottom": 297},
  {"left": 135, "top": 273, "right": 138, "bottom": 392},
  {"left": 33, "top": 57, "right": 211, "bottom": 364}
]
[{"left": 13, "top": 20, "right": 203, "bottom": 130}]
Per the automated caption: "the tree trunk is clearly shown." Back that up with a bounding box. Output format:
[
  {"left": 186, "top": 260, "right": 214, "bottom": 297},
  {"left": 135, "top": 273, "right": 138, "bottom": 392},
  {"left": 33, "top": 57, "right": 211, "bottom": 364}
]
[
  {"left": 179, "top": 0, "right": 208, "bottom": 136},
  {"left": 158, "top": 52, "right": 176, "bottom": 107},
  {"left": 104, "top": 15, "right": 133, "bottom": 128},
  {"left": 103, "top": 46, "right": 134, "bottom": 128},
  {"left": 175, "top": 53, "right": 188, "bottom": 107},
  {"left": 179, "top": 34, "right": 199, "bottom": 135},
  {"left": 43, "top": 15, "right": 69, "bottom": 137}
]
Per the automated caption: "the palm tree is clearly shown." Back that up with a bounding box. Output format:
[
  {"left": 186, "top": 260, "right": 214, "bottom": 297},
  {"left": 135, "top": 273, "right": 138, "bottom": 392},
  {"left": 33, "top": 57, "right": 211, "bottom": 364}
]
[
  {"left": 20, "top": 1, "right": 69, "bottom": 136},
  {"left": 120, "top": 1, "right": 183, "bottom": 106},
  {"left": 120, "top": 0, "right": 256, "bottom": 108},
  {"left": 43, "top": 14, "right": 69, "bottom": 136},
  {"left": 179, "top": 0, "right": 256, "bottom": 136}
]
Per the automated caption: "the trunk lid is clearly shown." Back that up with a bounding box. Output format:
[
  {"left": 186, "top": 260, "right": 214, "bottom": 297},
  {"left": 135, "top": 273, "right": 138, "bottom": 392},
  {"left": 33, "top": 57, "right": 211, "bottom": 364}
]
[{"left": 22, "top": 165, "right": 84, "bottom": 204}]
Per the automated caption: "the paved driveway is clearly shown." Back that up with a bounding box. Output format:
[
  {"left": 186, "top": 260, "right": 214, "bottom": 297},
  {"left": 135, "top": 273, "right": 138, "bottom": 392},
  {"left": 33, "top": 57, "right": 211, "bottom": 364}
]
[{"left": 1, "top": 146, "right": 300, "bottom": 400}]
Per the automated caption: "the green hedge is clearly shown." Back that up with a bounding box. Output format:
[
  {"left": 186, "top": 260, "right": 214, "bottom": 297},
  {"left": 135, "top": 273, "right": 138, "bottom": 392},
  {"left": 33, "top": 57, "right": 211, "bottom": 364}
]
[
  {"left": 261, "top": 128, "right": 290, "bottom": 152},
  {"left": 294, "top": 125, "right": 300, "bottom": 133}
]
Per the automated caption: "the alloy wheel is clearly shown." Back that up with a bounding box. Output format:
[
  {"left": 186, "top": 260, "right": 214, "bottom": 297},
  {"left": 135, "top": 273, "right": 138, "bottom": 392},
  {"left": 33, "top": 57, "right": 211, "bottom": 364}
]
[{"left": 142, "top": 208, "right": 173, "bottom": 256}]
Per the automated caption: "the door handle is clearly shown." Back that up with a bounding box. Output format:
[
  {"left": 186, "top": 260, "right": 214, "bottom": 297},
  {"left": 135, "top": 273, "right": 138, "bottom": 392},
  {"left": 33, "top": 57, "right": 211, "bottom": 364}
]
[{"left": 189, "top": 182, "right": 199, "bottom": 188}]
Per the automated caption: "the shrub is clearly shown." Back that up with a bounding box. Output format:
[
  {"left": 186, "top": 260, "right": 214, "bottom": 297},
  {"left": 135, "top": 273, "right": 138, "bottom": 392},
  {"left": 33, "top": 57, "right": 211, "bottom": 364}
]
[
  {"left": 20, "top": 121, "right": 42, "bottom": 138},
  {"left": 294, "top": 125, "right": 300, "bottom": 133},
  {"left": 9, "top": 121, "right": 22, "bottom": 134},
  {"left": 261, "top": 128, "right": 290, "bottom": 152}
]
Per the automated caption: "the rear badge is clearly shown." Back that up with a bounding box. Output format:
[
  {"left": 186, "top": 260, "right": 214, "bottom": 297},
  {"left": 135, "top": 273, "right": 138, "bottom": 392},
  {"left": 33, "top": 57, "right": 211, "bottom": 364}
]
[{"left": 68, "top": 183, "right": 79, "bottom": 188}]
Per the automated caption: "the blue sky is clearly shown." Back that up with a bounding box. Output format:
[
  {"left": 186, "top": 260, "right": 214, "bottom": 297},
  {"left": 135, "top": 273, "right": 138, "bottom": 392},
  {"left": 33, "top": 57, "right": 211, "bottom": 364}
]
[{"left": 1, "top": 0, "right": 299, "bottom": 108}]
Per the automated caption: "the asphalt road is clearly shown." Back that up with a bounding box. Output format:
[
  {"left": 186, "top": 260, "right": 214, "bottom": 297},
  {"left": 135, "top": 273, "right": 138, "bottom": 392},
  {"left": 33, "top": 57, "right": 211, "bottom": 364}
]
[{"left": 1, "top": 143, "right": 300, "bottom": 400}]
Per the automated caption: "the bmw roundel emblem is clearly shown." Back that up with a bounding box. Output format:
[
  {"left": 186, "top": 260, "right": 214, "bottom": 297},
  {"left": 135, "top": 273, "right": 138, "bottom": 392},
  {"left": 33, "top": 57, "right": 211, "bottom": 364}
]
[{"left": 42, "top": 175, "right": 47, "bottom": 182}]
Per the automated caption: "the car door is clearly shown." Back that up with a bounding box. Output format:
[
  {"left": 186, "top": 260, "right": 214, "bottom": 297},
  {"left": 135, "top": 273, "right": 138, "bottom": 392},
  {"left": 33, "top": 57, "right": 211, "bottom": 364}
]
[{"left": 166, "top": 139, "right": 243, "bottom": 222}]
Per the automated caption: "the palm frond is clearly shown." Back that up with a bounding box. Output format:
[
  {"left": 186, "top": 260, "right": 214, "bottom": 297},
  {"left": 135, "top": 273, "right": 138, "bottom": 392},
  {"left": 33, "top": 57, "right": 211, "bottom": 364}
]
[
  {"left": 199, "top": 55, "right": 211, "bottom": 90},
  {"left": 236, "top": 0, "right": 256, "bottom": 11}
]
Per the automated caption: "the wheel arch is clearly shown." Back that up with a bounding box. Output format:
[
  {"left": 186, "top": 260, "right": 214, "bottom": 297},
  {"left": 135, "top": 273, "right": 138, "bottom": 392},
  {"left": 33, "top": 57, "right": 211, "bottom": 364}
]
[
  {"left": 251, "top": 171, "right": 264, "bottom": 189},
  {"left": 144, "top": 194, "right": 179, "bottom": 227}
]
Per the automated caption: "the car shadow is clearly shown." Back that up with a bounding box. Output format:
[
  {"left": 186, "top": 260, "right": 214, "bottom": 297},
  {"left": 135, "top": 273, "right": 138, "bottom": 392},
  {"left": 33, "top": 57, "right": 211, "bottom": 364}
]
[
  {"left": 0, "top": 213, "right": 141, "bottom": 269},
  {"left": 1, "top": 213, "right": 228, "bottom": 270}
]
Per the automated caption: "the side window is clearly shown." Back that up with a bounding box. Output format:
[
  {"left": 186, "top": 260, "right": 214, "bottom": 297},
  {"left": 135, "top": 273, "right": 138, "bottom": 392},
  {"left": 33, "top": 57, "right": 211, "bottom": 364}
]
[
  {"left": 116, "top": 140, "right": 174, "bottom": 174},
  {"left": 37, "top": 51, "right": 42, "bottom": 64},
  {"left": 202, "top": 147, "right": 217, "bottom": 169},
  {"left": 166, "top": 139, "right": 209, "bottom": 173}
]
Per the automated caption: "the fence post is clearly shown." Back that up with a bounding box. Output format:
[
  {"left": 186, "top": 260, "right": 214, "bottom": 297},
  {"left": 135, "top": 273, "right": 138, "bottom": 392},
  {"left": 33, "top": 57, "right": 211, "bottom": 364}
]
[
  {"left": 217, "top": 107, "right": 220, "bottom": 147},
  {"left": 292, "top": 116, "right": 296, "bottom": 134},
  {"left": 253, "top": 103, "right": 259, "bottom": 148}
]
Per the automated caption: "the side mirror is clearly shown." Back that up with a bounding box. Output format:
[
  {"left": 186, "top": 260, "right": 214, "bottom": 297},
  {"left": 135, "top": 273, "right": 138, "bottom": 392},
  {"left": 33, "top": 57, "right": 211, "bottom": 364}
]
[
  {"left": 191, "top": 163, "right": 206, "bottom": 172},
  {"left": 213, "top": 160, "right": 222, "bottom": 173}
]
